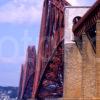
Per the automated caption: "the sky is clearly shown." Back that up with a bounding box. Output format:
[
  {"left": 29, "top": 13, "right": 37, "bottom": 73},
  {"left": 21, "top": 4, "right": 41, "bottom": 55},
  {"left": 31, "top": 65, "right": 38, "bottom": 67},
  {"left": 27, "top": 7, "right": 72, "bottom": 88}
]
[{"left": 0, "top": 0, "right": 96, "bottom": 86}]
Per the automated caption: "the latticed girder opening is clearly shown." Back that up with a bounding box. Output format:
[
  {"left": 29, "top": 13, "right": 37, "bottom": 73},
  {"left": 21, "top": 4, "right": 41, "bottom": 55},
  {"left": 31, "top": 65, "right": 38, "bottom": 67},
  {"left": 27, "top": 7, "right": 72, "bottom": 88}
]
[{"left": 36, "top": 40, "right": 64, "bottom": 99}]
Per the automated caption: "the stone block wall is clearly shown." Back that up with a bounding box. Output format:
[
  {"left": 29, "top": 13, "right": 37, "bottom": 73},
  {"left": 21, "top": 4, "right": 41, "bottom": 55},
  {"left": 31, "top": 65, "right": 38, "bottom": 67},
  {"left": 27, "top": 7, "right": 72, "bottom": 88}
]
[
  {"left": 96, "top": 20, "right": 100, "bottom": 98},
  {"left": 64, "top": 43, "right": 82, "bottom": 99},
  {"left": 82, "top": 34, "right": 96, "bottom": 99},
  {"left": 64, "top": 33, "right": 96, "bottom": 99}
]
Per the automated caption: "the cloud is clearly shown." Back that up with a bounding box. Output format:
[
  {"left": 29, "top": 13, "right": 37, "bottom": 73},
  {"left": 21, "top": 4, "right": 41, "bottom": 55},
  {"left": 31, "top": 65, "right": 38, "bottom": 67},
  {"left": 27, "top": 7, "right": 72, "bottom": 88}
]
[
  {"left": 0, "top": 0, "right": 43, "bottom": 24},
  {"left": 67, "top": 0, "right": 79, "bottom": 6}
]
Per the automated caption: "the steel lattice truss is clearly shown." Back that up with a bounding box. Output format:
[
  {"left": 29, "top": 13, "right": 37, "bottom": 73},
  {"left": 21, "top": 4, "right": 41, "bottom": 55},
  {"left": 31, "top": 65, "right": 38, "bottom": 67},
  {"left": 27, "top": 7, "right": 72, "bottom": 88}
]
[
  {"left": 32, "top": 0, "right": 69, "bottom": 99},
  {"left": 36, "top": 40, "right": 64, "bottom": 99}
]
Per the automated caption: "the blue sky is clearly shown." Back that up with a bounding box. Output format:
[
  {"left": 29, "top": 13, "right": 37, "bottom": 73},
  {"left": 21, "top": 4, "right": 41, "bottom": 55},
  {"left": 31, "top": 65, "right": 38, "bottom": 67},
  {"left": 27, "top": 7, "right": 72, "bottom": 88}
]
[{"left": 0, "top": 0, "right": 96, "bottom": 86}]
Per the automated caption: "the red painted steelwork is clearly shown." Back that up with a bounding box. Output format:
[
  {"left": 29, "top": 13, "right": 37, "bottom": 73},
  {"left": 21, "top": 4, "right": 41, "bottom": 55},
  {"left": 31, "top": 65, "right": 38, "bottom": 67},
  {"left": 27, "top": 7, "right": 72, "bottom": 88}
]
[
  {"left": 32, "top": 0, "right": 70, "bottom": 98},
  {"left": 18, "top": 46, "right": 36, "bottom": 100}
]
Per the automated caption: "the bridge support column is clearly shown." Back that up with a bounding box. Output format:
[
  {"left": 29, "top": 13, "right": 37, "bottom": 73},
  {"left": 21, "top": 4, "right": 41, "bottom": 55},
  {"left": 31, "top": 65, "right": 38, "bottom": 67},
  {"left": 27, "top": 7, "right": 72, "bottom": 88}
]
[
  {"left": 64, "top": 43, "right": 82, "bottom": 99},
  {"left": 82, "top": 33, "right": 96, "bottom": 99},
  {"left": 96, "top": 20, "right": 100, "bottom": 98}
]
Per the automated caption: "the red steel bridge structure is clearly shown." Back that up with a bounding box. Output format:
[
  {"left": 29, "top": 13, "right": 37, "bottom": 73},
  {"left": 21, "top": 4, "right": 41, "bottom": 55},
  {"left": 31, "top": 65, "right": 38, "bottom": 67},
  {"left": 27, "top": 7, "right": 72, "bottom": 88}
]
[
  {"left": 18, "top": 0, "right": 70, "bottom": 99},
  {"left": 32, "top": 0, "right": 70, "bottom": 99}
]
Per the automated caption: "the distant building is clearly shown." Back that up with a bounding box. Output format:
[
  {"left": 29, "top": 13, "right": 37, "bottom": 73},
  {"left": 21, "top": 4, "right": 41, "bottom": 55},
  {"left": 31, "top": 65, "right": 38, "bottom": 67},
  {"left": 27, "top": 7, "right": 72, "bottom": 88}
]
[{"left": 18, "top": 46, "right": 36, "bottom": 100}]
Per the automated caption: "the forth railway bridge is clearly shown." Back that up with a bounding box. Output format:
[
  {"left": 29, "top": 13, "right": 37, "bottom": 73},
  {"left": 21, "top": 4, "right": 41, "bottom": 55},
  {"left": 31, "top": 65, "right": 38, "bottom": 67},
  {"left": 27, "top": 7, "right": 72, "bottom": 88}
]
[{"left": 18, "top": 0, "right": 100, "bottom": 100}]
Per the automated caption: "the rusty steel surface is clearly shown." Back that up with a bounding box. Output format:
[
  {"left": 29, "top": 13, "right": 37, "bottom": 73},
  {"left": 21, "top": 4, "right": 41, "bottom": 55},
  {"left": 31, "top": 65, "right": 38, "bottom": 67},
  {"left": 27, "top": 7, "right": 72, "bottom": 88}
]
[
  {"left": 18, "top": 0, "right": 70, "bottom": 99},
  {"left": 32, "top": 0, "right": 70, "bottom": 99},
  {"left": 36, "top": 40, "right": 64, "bottom": 99},
  {"left": 18, "top": 46, "right": 36, "bottom": 100}
]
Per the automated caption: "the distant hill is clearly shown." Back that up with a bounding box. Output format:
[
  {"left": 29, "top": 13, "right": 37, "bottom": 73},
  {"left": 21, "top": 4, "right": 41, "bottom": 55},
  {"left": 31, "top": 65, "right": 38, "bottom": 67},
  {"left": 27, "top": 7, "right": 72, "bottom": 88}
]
[{"left": 0, "top": 86, "right": 18, "bottom": 98}]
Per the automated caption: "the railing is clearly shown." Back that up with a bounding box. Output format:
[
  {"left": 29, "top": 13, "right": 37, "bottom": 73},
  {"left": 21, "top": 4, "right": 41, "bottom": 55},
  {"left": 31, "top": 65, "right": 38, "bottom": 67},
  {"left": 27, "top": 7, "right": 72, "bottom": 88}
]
[
  {"left": 72, "top": 0, "right": 100, "bottom": 36},
  {"left": 72, "top": 0, "right": 100, "bottom": 53}
]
